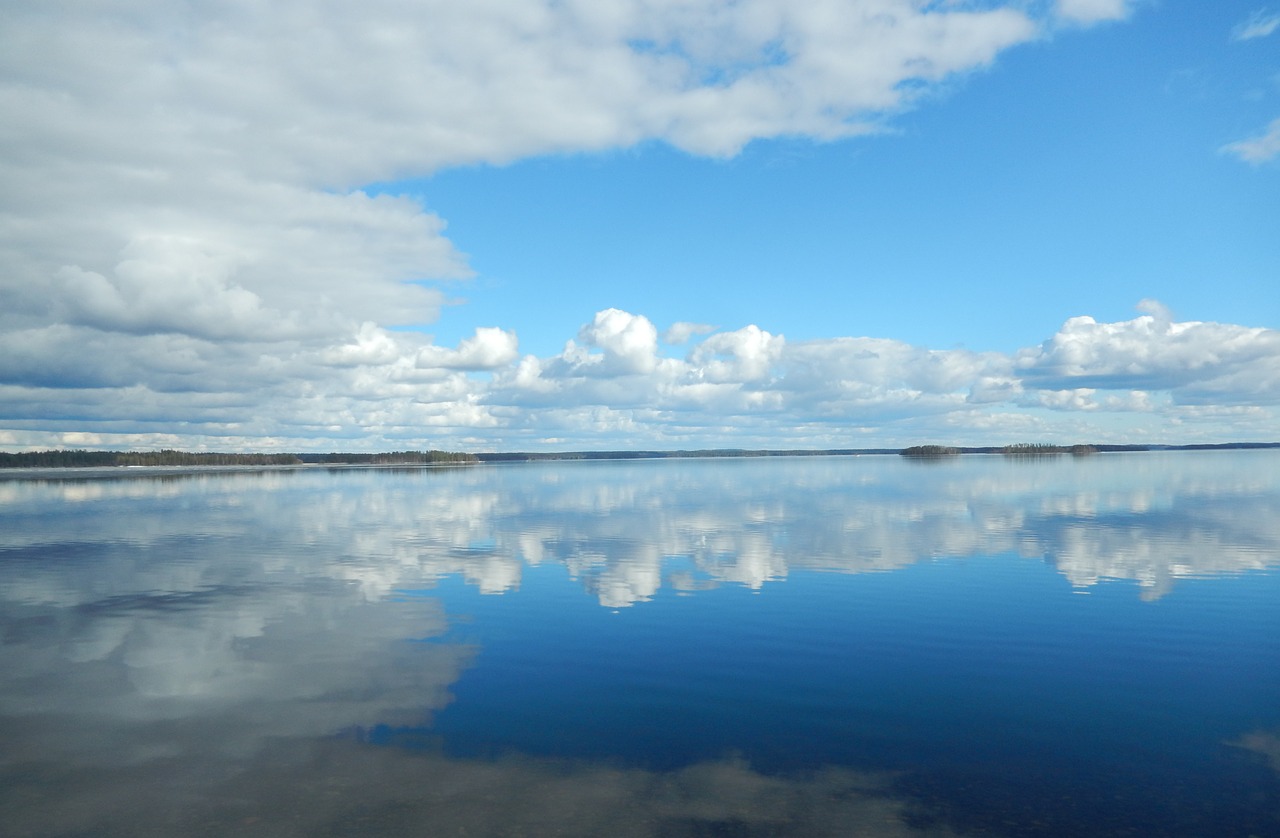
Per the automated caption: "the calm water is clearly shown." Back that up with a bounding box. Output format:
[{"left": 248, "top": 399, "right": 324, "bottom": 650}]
[{"left": 1, "top": 452, "right": 1277, "bottom": 837}]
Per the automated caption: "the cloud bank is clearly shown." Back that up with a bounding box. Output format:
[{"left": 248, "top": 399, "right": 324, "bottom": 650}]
[{"left": 2, "top": 303, "right": 1277, "bottom": 451}]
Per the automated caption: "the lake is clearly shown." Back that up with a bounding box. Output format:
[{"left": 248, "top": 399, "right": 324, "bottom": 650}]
[{"left": 1, "top": 451, "right": 1277, "bottom": 837}]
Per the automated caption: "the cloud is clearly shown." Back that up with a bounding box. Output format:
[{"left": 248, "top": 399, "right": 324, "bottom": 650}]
[
  {"left": 551, "top": 308, "right": 662, "bottom": 377},
  {"left": 663, "top": 322, "right": 717, "bottom": 345},
  {"left": 1221, "top": 117, "right": 1280, "bottom": 164},
  {"left": 1055, "top": 0, "right": 1134, "bottom": 26},
  {"left": 3, "top": 304, "right": 1278, "bottom": 451},
  {"left": 489, "top": 303, "right": 1277, "bottom": 445},
  {"left": 417, "top": 327, "right": 520, "bottom": 371},
  {"left": 323, "top": 322, "right": 413, "bottom": 368},
  {"left": 1135, "top": 297, "right": 1174, "bottom": 323},
  {"left": 52, "top": 237, "right": 298, "bottom": 342},
  {"left": 1232, "top": 9, "right": 1280, "bottom": 41},
  {"left": 688, "top": 325, "right": 785, "bottom": 384},
  {"left": 1016, "top": 309, "right": 1280, "bottom": 403}
]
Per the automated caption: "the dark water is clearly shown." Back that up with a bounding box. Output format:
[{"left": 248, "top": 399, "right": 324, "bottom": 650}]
[{"left": 1, "top": 452, "right": 1277, "bottom": 837}]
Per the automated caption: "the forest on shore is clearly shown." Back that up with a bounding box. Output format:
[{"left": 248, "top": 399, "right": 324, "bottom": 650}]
[
  {"left": 1, "top": 442, "right": 1277, "bottom": 469},
  {"left": 0, "top": 449, "right": 478, "bottom": 468}
]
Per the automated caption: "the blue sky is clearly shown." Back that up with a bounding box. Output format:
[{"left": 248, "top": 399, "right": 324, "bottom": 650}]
[{"left": 1, "top": 0, "right": 1278, "bottom": 452}]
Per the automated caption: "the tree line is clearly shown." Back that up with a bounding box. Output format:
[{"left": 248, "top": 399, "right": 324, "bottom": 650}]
[
  {"left": 0, "top": 449, "right": 477, "bottom": 468},
  {"left": 3, "top": 442, "right": 1274, "bottom": 469},
  {"left": 902, "top": 442, "right": 1280, "bottom": 457},
  {"left": 295, "top": 451, "right": 478, "bottom": 465},
  {"left": 903, "top": 443, "right": 1096, "bottom": 457}
]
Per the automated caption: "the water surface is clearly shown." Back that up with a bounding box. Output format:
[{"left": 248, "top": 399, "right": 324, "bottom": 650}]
[{"left": 1, "top": 452, "right": 1277, "bottom": 836}]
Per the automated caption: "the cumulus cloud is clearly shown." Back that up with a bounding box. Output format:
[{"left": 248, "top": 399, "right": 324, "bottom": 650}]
[
  {"left": 322, "top": 322, "right": 412, "bottom": 368},
  {"left": 1221, "top": 117, "right": 1280, "bottom": 163},
  {"left": 1016, "top": 309, "right": 1280, "bottom": 404},
  {"left": 3, "top": 303, "right": 1278, "bottom": 451},
  {"left": 577, "top": 308, "right": 661, "bottom": 375},
  {"left": 480, "top": 302, "right": 1275, "bottom": 447},
  {"left": 417, "top": 327, "right": 520, "bottom": 371},
  {"left": 688, "top": 325, "right": 784, "bottom": 384}
]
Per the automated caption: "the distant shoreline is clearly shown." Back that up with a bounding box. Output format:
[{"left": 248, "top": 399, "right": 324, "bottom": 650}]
[
  {"left": 473, "top": 441, "right": 1280, "bottom": 461},
  {"left": 1, "top": 442, "right": 1278, "bottom": 469}
]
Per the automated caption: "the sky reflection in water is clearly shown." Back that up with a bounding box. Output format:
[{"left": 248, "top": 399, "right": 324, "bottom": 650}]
[{"left": 0, "top": 452, "right": 1277, "bottom": 836}]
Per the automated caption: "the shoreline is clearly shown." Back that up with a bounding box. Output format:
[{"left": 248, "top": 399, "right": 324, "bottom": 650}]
[{"left": 2, "top": 441, "right": 1278, "bottom": 472}]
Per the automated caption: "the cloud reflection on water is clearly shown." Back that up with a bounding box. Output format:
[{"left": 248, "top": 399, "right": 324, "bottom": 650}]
[
  {"left": 2, "top": 738, "right": 953, "bottom": 837},
  {"left": 2, "top": 452, "right": 1277, "bottom": 611},
  {"left": 0, "top": 453, "right": 1276, "bottom": 835}
]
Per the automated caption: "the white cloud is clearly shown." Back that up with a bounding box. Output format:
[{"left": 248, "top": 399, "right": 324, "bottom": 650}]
[
  {"left": 1016, "top": 308, "right": 1280, "bottom": 404},
  {"left": 566, "top": 308, "right": 662, "bottom": 376},
  {"left": 3, "top": 304, "right": 1277, "bottom": 451},
  {"left": 1135, "top": 297, "right": 1173, "bottom": 323},
  {"left": 1035, "top": 388, "right": 1100, "bottom": 411},
  {"left": 52, "top": 237, "right": 297, "bottom": 342},
  {"left": 1221, "top": 117, "right": 1280, "bottom": 164},
  {"left": 1102, "top": 390, "right": 1155, "bottom": 412},
  {"left": 1055, "top": 0, "right": 1134, "bottom": 26},
  {"left": 688, "top": 325, "right": 784, "bottom": 384},
  {"left": 417, "top": 327, "right": 520, "bottom": 371},
  {"left": 663, "top": 321, "right": 716, "bottom": 345},
  {"left": 1232, "top": 9, "right": 1280, "bottom": 41},
  {"left": 322, "top": 322, "right": 411, "bottom": 368}
]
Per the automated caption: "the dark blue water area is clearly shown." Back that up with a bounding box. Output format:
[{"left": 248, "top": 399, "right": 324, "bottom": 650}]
[{"left": 387, "top": 556, "right": 1280, "bottom": 836}]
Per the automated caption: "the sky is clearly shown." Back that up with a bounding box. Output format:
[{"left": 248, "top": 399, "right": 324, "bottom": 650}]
[{"left": 1, "top": 0, "right": 1278, "bottom": 453}]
